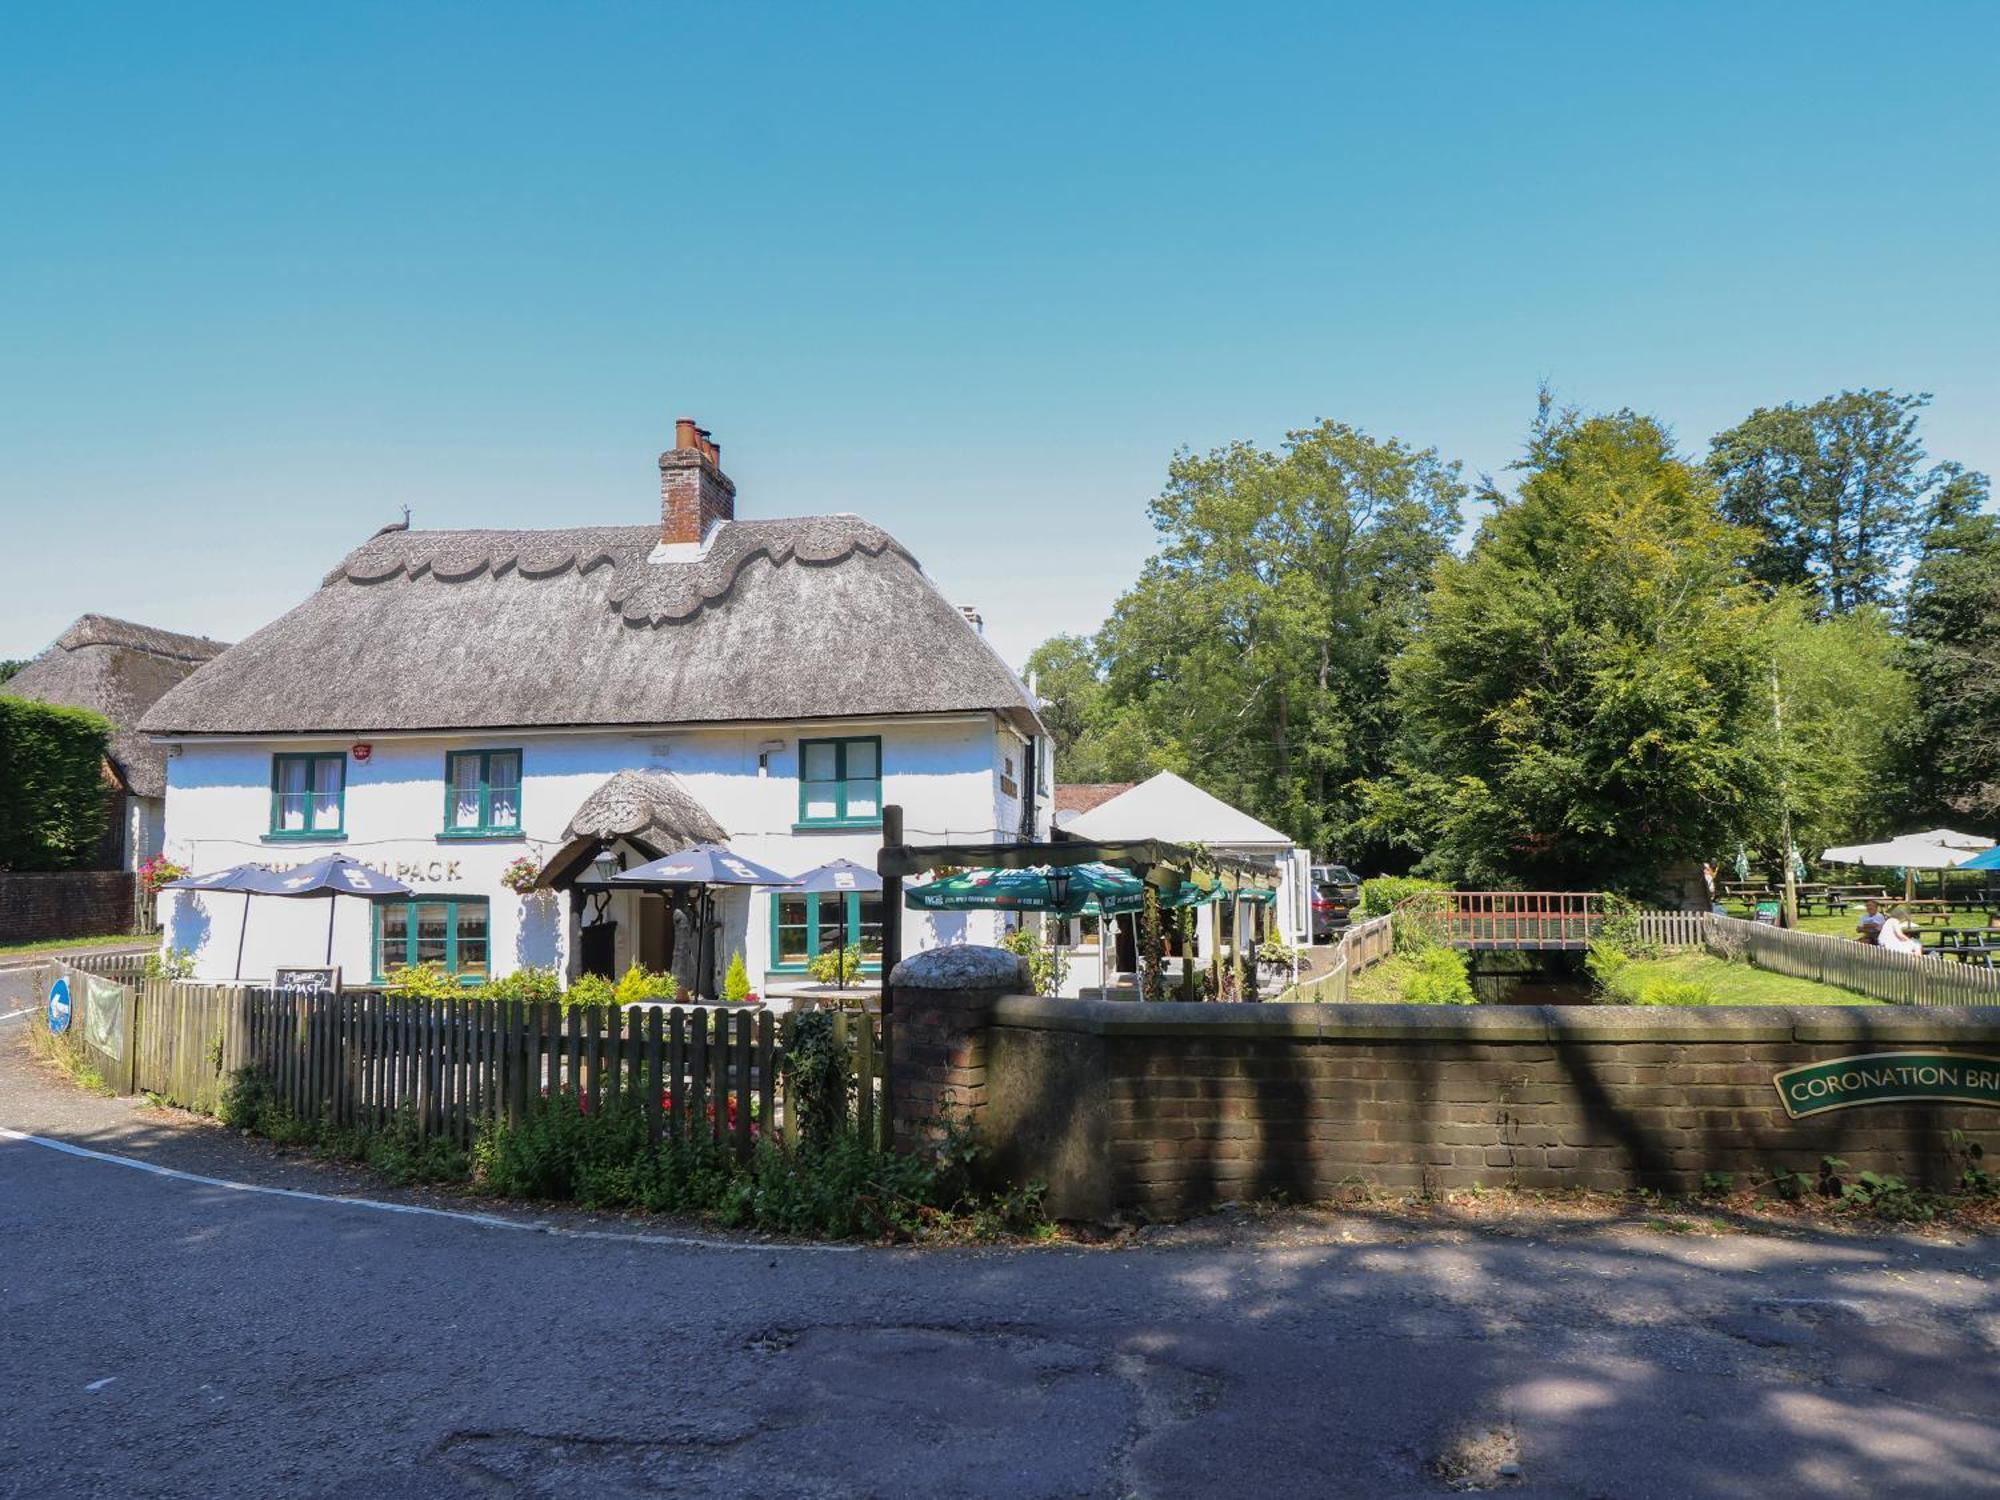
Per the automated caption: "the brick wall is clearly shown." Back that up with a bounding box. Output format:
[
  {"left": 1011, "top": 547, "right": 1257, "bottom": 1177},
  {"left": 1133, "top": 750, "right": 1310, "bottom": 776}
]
[
  {"left": 0, "top": 870, "right": 135, "bottom": 945},
  {"left": 893, "top": 981, "right": 2000, "bottom": 1221}
]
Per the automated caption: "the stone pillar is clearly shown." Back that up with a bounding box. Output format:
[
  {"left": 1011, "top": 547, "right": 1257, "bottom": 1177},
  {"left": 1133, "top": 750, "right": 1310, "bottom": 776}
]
[{"left": 888, "top": 945, "right": 1027, "bottom": 1150}]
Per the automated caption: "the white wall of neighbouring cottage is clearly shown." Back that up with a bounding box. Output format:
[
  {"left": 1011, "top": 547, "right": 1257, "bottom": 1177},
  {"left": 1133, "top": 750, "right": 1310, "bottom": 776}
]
[{"left": 156, "top": 714, "right": 1036, "bottom": 987}]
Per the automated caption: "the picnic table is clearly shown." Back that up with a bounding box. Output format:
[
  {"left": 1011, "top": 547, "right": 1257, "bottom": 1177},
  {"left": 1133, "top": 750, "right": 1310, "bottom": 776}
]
[{"left": 1919, "top": 927, "right": 2000, "bottom": 965}]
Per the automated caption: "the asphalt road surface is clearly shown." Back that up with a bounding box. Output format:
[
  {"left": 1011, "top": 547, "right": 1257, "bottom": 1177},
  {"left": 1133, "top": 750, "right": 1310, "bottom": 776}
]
[{"left": 4, "top": 1001, "right": 1998, "bottom": 1498}]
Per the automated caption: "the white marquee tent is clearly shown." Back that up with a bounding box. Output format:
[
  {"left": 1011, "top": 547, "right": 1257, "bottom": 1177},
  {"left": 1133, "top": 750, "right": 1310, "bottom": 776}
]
[{"left": 1063, "top": 771, "right": 1312, "bottom": 954}]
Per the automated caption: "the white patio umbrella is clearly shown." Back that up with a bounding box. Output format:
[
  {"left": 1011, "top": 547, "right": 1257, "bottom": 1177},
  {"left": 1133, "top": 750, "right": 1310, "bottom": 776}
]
[{"left": 1820, "top": 834, "right": 1985, "bottom": 901}]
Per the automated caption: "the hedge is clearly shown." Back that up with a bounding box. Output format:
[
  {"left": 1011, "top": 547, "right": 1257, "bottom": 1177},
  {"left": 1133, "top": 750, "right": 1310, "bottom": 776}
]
[
  {"left": 0, "top": 697, "right": 113, "bottom": 870},
  {"left": 1358, "top": 875, "right": 1450, "bottom": 917}
]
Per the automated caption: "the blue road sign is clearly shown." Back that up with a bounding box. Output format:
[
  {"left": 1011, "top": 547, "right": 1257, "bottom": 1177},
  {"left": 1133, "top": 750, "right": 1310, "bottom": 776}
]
[{"left": 47, "top": 976, "right": 71, "bottom": 1034}]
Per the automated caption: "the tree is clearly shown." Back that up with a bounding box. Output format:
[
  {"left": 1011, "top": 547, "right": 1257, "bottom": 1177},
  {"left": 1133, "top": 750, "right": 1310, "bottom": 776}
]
[
  {"left": 0, "top": 661, "right": 25, "bottom": 685},
  {"left": 1020, "top": 634, "right": 1120, "bottom": 784},
  {"left": 1709, "top": 389, "right": 1957, "bottom": 614},
  {"left": 1361, "top": 407, "right": 1777, "bottom": 892},
  {"left": 1052, "top": 419, "right": 1465, "bottom": 857},
  {"left": 1761, "top": 603, "right": 1913, "bottom": 858},
  {"left": 1899, "top": 465, "right": 2000, "bottom": 821}
]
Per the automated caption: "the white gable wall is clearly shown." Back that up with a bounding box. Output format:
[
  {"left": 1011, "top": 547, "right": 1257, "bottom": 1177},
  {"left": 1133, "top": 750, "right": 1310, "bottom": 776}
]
[{"left": 159, "top": 714, "right": 1020, "bottom": 987}]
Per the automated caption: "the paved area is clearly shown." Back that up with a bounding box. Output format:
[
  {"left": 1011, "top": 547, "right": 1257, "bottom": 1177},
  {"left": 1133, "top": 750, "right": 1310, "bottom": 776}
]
[{"left": 3, "top": 1008, "right": 1999, "bottom": 1498}]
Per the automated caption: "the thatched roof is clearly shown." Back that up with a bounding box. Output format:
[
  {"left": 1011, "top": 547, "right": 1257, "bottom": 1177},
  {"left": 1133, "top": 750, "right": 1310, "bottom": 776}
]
[
  {"left": 563, "top": 770, "right": 727, "bottom": 849},
  {"left": 540, "top": 770, "right": 729, "bottom": 888},
  {"left": 142, "top": 516, "right": 1041, "bottom": 736},
  {"left": 9, "top": 615, "right": 229, "bottom": 796}
]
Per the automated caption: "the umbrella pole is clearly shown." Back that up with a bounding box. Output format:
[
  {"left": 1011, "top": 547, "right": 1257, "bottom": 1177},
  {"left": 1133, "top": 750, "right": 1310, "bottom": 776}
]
[
  {"left": 235, "top": 890, "right": 251, "bottom": 981},
  {"left": 325, "top": 897, "right": 337, "bottom": 966}
]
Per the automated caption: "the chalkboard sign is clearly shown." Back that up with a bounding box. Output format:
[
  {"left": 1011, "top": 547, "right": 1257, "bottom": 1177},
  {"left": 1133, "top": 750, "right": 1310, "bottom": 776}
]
[{"left": 273, "top": 966, "right": 341, "bottom": 995}]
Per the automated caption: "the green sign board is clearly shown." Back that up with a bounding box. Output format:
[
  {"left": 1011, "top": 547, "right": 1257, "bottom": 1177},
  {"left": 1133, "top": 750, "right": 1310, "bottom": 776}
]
[{"left": 1773, "top": 1052, "right": 2000, "bottom": 1119}]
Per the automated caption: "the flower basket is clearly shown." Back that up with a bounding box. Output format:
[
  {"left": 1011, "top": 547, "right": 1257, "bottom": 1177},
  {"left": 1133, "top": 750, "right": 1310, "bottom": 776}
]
[
  {"left": 138, "top": 853, "right": 189, "bottom": 897},
  {"left": 500, "top": 855, "right": 544, "bottom": 895}
]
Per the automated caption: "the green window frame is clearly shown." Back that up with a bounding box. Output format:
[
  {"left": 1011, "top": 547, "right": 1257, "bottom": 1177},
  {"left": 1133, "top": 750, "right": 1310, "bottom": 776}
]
[
  {"left": 372, "top": 896, "right": 491, "bottom": 982},
  {"left": 268, "top": 752, "right": 345, "bottom": 839},
  {"left": 796, "top": 736, "right": 882, "bottom": 828},
  {"left": 768, "top": 890, "right": 885, "bottom": 972},
  {"left": 441, "top": 749, "right": 523, "bottom": 837}
]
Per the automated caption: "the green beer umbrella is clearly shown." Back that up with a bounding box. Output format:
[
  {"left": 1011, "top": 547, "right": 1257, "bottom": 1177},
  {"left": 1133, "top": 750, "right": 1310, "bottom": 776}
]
[{"left": 904, "top": 862, "right": 1147, "bottom": 914}]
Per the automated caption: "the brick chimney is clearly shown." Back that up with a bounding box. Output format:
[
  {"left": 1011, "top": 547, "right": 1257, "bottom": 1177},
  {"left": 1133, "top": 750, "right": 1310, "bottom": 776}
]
[{"left": 659, "top": 417, "right": 736, "bottom": 548}]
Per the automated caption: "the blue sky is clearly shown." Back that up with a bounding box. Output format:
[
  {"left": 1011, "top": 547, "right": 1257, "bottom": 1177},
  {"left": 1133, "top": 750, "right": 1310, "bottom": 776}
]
[{"left": 3, "top": 2, "right": 1995, "bottom": 672}]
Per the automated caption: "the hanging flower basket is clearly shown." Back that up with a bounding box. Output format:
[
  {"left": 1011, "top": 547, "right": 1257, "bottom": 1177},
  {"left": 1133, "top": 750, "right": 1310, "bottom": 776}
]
[
  {"left": 138, "top": 853, "right": 189, "bottom": 897},
  {"left": 500, "top": 855, "right": 544, "bottom": 895}
]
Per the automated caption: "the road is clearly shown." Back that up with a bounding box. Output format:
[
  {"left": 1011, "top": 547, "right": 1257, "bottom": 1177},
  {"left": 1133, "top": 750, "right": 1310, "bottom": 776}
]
[{"left": 3, "top": 1004, "right": 1998, "bottom": 1498}]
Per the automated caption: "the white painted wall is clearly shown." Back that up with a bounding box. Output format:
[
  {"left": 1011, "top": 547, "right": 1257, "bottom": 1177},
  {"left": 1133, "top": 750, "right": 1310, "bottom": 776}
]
[
  {"left": 125, "top": 795, "right": 164, "bottom": 872},
  {"left": 158, "top": 714, "right": 1025, "bottom": 987}
]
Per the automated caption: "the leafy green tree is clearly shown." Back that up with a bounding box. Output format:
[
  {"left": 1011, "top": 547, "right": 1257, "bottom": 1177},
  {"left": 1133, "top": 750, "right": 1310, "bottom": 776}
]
[
  {"left": 1899, "top": 465, "right": 2000, "bottom": 820},
  {"left": 1709, "top": 389, "right": 1957, "bottom": 614},
  {"left": 1761, "top": 603, "right": 1913, "bottom": 857},
  {"left": 1362, "top": 407, "right": 1777, "bottom": 892},
  {"left": 1050, "top": 420, "right": 1464, "bottom": 857},
  {"left": 0, "top": 661, "right": 25, "bottom": 685},
  {"left": 1020, "top": 634, "right": 1122, "bottom": 784}
]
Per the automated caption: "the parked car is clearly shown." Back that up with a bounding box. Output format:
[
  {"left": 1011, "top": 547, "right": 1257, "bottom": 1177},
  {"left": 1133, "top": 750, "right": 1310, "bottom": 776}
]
[{"left": 1310, "top": 864, "right": 1360, "bottom": 942}]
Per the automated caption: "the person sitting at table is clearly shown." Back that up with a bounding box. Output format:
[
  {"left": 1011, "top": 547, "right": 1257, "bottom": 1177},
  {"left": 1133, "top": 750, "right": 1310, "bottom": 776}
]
[
  {"left": 1856, "top": 899, "right": 1887, "bottom": 945},
  {"left": 1878, "top": 907, "right": 1924, "bottom": 956}
]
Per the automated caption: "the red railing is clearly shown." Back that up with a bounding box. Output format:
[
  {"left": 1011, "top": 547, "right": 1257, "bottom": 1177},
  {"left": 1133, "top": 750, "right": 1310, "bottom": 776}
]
[{"left": 1411, "top": 891, "right": 1607, "bottom": 950}]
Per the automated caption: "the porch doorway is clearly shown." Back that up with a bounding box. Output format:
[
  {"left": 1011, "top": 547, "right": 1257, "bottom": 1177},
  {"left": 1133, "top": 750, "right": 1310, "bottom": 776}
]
[{"left": 637, "top": 892, "right": 677, "bottom": 975}]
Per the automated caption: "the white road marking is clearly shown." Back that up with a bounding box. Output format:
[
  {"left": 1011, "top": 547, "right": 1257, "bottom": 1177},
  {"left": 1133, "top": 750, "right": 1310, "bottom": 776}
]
[
  {"left": 0, "top": 1009, "right": 33, "bottom": 1023},
  {"left": 0, "top": 1127, "right": 860, "bottom": 1253}
]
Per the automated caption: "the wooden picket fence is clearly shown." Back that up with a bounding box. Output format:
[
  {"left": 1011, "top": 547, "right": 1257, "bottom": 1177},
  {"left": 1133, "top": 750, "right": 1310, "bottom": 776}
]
[
  {"left": 63, "top": 950, "right": 149, "bottom": 985},
  {"left": 1632, "top": 910, "right": 1709, "bottom": 949},
  {"left": 1707, "top": 915, "right": 2000, "bottom": 1009},
  {"left": 131, "top": 982, "right": 887, "bottom": 1154},
  {"left": 1286, "top": 912, "right": 1395, "bottom": 1003}
]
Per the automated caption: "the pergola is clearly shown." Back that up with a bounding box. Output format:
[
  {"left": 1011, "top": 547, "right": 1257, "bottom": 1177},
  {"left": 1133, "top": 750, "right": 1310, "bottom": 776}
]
[
  {"left": 869, "top": 807, "right": 1283, "bottom": 1135},
  {"left": 874, "top": 807, "right": 1279, "bottom": 1004}
]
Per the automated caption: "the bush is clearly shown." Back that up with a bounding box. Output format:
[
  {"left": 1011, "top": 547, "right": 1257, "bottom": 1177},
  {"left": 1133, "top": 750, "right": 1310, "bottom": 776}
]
[
  {"left": 807, "top": 945, "right": 866, "bottom": 985},
  {"left": 473, "top": 1091, "right": 1043, "bottom": 1241},
  {"left": 143, "top": 946, "right": 197, "bottom": 981},
  {"left": 998, "top": 922, "right": 1067, "bottom": 997},
  {"left": 1583, "top": 938, "right": 1631, "bottom": 995},
  {"left": 563, "top": 972, "right": 615, "bottom": 1008},
  {"left": 723, "top": 950, "right": 751, "bottom": 1003},
  {"left": 478, "top": 966, "right": 563, "bottom": 1005},
  {"left": 612, "top": 962, "right": 681, "bottom": 1006},
  {"left": 0, "top": 697, "right": 113, "bottom": 870},
  {"left": 1359, "top": 875, "right": 1448, "bottom": 918},
  {"left": 1401, "top": 946, "right": 1476, "bottom": 1005},
  {"left": 382, "top": 962, "right": 465, "bottom": 1000}
]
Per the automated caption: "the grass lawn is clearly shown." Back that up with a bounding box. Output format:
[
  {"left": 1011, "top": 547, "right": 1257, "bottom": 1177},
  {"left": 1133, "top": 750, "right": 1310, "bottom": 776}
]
[
  {"left": 0, "top": 932, "right": 149, "bottom": 959},
  {"left": 1721, "top": 904, "right": 1866, "bottom": 939},
  {"left": 1603, "top": 951, "right": 1880, "bottom": 1006},
  {"left": 1338, "top": 949, "right": 1882, "bottom": 1006}
]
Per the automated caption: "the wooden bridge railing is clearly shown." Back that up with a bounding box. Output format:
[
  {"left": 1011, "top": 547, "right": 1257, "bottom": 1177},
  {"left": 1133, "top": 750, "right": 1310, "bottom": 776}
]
[{"left": 1411, "top": 891, "right": 1606, "bottom": 951}]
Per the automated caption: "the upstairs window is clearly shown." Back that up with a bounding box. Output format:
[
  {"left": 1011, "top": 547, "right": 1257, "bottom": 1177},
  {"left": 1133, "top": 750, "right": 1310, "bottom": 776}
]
[
  {"left": 797, "top": 737, "right": 881, "bottom": 827},
  {"left": 270, "top": 753, "right": 345, "bottom": 838},
  {"left": 443, "top": 750, "right": 522, "bottom": 836}
]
